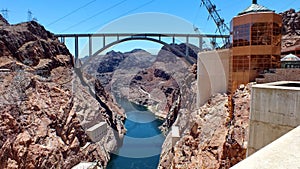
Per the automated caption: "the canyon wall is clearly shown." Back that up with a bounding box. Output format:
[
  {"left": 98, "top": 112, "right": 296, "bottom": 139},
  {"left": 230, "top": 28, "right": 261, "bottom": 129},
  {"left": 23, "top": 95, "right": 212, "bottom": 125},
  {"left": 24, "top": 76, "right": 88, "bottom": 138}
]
[
  {"left": 159, "top": 84, "right": 251, "bottom": 169},
  {"left": 0, "top": 16, "right": 124, "bottom": 168}
]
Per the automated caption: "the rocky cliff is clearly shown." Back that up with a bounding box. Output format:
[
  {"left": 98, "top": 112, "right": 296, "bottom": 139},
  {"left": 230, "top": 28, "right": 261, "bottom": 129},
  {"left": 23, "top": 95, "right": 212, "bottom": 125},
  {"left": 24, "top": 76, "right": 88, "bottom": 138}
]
[
  {"left": 128, "top": 67, "right": 180, "bottom": 119},
  {"left": 0, "top": 16, "right": 124, "bottom": 168},
  {"left": 159, "top": 84, "right": 251, "bottom": 169},
  {"left": 281, "top": 9, "right": 300, "bottom": 49}
]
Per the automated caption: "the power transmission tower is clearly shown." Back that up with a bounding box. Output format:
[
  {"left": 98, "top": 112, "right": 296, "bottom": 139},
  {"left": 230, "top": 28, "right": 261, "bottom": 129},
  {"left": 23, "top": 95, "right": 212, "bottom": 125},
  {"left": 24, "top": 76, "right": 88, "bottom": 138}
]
[
  {"left": 200, "top": 0, "right": 230, "bottom": 46},
  {"left": 33, "top": 17, "right": 38, "bottom": 22},
  {"left": 1, "top": 8, "right": 9, "bottom": 21},
  {"left": 27, "top": 10, "right": 38, "bottom": 22},
  {"left": 27, "top": 10, "right": 32, "bottom": 21}
]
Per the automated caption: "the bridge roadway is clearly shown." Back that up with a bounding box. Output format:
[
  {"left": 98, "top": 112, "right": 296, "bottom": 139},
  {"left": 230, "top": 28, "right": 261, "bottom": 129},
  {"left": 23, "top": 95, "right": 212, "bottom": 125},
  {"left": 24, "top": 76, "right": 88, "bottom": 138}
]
[{"left": 55, "top": 33, "right": 229, "bottom": 63}]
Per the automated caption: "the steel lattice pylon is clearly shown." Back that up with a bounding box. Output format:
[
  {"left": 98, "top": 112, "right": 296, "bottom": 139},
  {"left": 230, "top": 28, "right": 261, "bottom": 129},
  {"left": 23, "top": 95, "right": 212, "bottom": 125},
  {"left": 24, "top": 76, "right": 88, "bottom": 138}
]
[{"left": 201, "top": 0, "right": 230, "bottom": 46}]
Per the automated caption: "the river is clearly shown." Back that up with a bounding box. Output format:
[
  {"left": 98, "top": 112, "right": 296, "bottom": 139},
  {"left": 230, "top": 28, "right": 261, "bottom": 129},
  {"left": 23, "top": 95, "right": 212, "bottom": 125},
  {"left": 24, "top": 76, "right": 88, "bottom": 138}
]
[{"left": 107, "top": 98, "right": 165, "bottom": 169}]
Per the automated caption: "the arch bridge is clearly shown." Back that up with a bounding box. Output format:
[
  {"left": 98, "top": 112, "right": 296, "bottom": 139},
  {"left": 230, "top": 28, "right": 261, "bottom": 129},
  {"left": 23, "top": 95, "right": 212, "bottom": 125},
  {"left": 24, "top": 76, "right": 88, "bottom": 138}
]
[{"left": 55, "top": 33, "right": 229, "bottom": 64}]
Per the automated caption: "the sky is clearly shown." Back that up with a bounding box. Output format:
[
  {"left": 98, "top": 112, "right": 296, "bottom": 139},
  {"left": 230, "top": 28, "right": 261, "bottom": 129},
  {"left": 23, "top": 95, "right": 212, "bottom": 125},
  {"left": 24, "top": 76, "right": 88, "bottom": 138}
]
[{"left": 1, "top": 0, "right": 299, "bottom": 56}]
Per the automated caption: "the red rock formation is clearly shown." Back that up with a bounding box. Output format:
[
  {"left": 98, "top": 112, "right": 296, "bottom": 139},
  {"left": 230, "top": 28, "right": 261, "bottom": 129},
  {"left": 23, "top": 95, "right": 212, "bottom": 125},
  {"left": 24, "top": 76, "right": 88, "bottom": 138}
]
[
  {"left": 220, "top": 84, "right": 251, "bottom": 168},
  {"left": 159, "top": 84, "right": 251, "bottom": 169},
  {"left": 0, "top": 16, "right": 124, "bottom": 168}
]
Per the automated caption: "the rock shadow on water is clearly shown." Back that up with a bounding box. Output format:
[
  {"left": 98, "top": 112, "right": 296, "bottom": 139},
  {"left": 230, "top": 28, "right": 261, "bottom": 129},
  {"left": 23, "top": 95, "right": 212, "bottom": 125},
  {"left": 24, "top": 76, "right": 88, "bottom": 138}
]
[{"left": 107, "top": 154, "right": 161, "bottom": 169}]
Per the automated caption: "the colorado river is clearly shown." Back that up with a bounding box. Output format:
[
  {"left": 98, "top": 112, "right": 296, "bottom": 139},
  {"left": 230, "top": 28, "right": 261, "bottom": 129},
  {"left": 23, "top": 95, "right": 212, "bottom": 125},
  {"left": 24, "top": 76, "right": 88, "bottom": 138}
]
[{"left": 107, "top": 98, "right": 165, "bottom": 169}]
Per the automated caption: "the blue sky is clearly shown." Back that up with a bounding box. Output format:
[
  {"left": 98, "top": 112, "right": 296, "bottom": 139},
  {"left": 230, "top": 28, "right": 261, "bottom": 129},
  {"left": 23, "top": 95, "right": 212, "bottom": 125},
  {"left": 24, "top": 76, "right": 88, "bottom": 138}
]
[{"left": 1, "top": 0, "right": 299, "bottom": 55}]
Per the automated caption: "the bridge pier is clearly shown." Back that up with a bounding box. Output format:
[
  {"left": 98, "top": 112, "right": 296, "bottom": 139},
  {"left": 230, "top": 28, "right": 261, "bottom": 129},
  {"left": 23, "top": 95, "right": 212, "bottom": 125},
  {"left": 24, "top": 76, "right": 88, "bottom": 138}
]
[
  {"left": 199, "top": 37, "right": 203, "bottom": 51},
  {"left": 211, "top": 37, "right": 216, "bottom": 49},
  {"left": 103, "top": 36, "right": 106, "bottom": 48},
  {"left": 185, "top": 36, "right": 189, "bottom": 57},
  {"left": 60, "top": 37, "right": 65, "bottom": 44},
  {"left": 172, "top": 36, "right": 175, "bottom": 44},
  {"left": 75, "top": 36, "right": 79, "bottom": 64},
  {"left": 89, "top": 35, "right": 93, "bottom": 57}
]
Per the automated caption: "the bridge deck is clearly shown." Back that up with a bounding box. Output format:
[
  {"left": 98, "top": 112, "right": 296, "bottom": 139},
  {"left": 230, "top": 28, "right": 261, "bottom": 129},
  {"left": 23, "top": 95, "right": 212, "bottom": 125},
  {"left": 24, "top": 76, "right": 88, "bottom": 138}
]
[{"left": 55, "top": 33, "right": 229, "bottom": 38}]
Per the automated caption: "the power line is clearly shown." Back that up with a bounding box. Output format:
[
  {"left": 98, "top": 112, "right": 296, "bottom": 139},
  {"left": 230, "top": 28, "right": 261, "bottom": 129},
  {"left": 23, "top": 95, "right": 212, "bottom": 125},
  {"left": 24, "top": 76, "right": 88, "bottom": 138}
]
[
  {"left": 192, "top": 1, "right": 201, "bottom": 26},
  {"left": 61, "top": 0, "right": 129, "bottom": 33},
  {"left": 192, "top": 1, "right": 201, "bottom": 33},
  {"left": 85, "top": 0, "right": 156, "bottom": 33},
  {"left": 278, "top": 0, "right": 297, "bottom": 12},
  {"left": 47, "top": 0, "right": 97, "bottom": 26}
]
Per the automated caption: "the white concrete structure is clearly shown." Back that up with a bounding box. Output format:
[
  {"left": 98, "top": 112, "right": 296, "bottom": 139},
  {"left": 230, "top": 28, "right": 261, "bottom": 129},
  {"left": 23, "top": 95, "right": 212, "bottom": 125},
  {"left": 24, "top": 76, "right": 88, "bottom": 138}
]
[
  {"left": 171, "top": 126, "right": 180, "bottom": 146},
  {"left": 0, "top": 69, "right": 11, "bottom": 72},
  {"left": 248, "top": 81, "right": 300, "bottom": 155},
  {"left": 197, "top": 49, "right": 230, "bottom": 107},
  {"left": 160, "top": 125, "right": 181, "bottom": 158},
  {"left": 72, "top": 162, "right": 102, "bottom": 169},
  {"left": 86, "top": 122, "right": 107, "bottom": 142},
  {"left": 231, "top": 125, "right": 300, "bottom": 169}
]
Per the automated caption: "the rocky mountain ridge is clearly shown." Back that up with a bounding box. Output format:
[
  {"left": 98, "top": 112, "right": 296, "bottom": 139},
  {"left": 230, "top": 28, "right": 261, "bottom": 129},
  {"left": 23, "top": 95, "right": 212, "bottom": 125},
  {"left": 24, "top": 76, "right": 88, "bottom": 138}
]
[
  {"left": 82, "top": 49, "right": 154, "bottom": 89},
  {"left": 0, "top": 16, "right": 124, "bottom": 168},
  {"left": 281, "top": 8, "right": 300, "bottom": 49}
]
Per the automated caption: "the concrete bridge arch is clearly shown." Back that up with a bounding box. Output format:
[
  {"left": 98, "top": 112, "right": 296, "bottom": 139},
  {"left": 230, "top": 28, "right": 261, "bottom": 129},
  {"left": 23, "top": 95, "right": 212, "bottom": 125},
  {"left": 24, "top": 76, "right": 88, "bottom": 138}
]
[{"left": 90, "top": 35, "right": 195, "bottom": 65}]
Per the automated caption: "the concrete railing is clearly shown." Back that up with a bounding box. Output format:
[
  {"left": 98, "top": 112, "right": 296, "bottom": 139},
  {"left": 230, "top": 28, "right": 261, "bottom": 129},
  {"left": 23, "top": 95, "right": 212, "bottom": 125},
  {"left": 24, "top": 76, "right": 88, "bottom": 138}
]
[{"left": 231, "top": 125, "right": 300, "bottom": 169}]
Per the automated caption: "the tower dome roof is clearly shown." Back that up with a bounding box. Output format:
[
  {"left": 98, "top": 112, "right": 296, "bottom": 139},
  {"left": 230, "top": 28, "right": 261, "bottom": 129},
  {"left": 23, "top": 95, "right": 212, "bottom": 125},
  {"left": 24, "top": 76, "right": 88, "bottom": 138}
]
[{"left": 238, "top": 3, "right": 273, "bottom": 15}]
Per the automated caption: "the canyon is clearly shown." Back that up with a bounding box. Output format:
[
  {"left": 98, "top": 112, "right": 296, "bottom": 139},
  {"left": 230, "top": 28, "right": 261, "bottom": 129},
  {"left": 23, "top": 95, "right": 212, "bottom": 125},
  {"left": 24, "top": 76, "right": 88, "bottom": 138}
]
[{"left": 0, "top": 7, "right": 299, "bottom": 169}]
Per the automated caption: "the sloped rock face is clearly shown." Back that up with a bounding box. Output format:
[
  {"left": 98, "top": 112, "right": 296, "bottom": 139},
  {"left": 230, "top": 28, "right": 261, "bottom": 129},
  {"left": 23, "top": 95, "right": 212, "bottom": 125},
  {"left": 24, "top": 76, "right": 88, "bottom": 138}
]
[
  {"left": 0, "top": 16, "right": 124, "bottom": 168},
  {"left": 281, "top": 9, "right": 300, "bottom": 49},
  {"left": 128, "top": 67, "right": 180, "bottom": 117},
  {"left": 95, "top": 50, "right": 127, "bottom": 88},
  {"left": 159, "top": 84, "right": 251, "bottom": 169},
  {"left": 0, "top": 15, "right": 9, "bottom": 26},
  {"left": 154, "top": 45, "right": 198, "bottom": 131},
  {"left": 97, "top": 50, "right": 127, "bottom": 73},
  {"left": 159, "top": 43, "right": 200, "bottom": 64},
  {"left": 282, "top": 9, "right": 300, "bottom": 36},
  {"left": 82, "top": 49, "right": 154, "bottom": 90}
]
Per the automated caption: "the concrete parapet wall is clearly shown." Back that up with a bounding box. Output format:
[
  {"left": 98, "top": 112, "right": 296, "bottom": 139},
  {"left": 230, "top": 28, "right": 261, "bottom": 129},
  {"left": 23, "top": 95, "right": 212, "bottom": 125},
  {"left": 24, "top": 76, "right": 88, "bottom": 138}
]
[
  {"left": 197, "top": 49, "right": 230, "bottom": 107},
  {"left": 231, "top": 125, "right": 300, "bottom": 169},
  {"left": 248, "top": 81, "right": 300, "bottom": 155},
  {"left": 171, "top": 126, "right": 180, "bottom": 147},
  {"left": 256, "top": 68, "right": 300, "bottom": 83}
]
